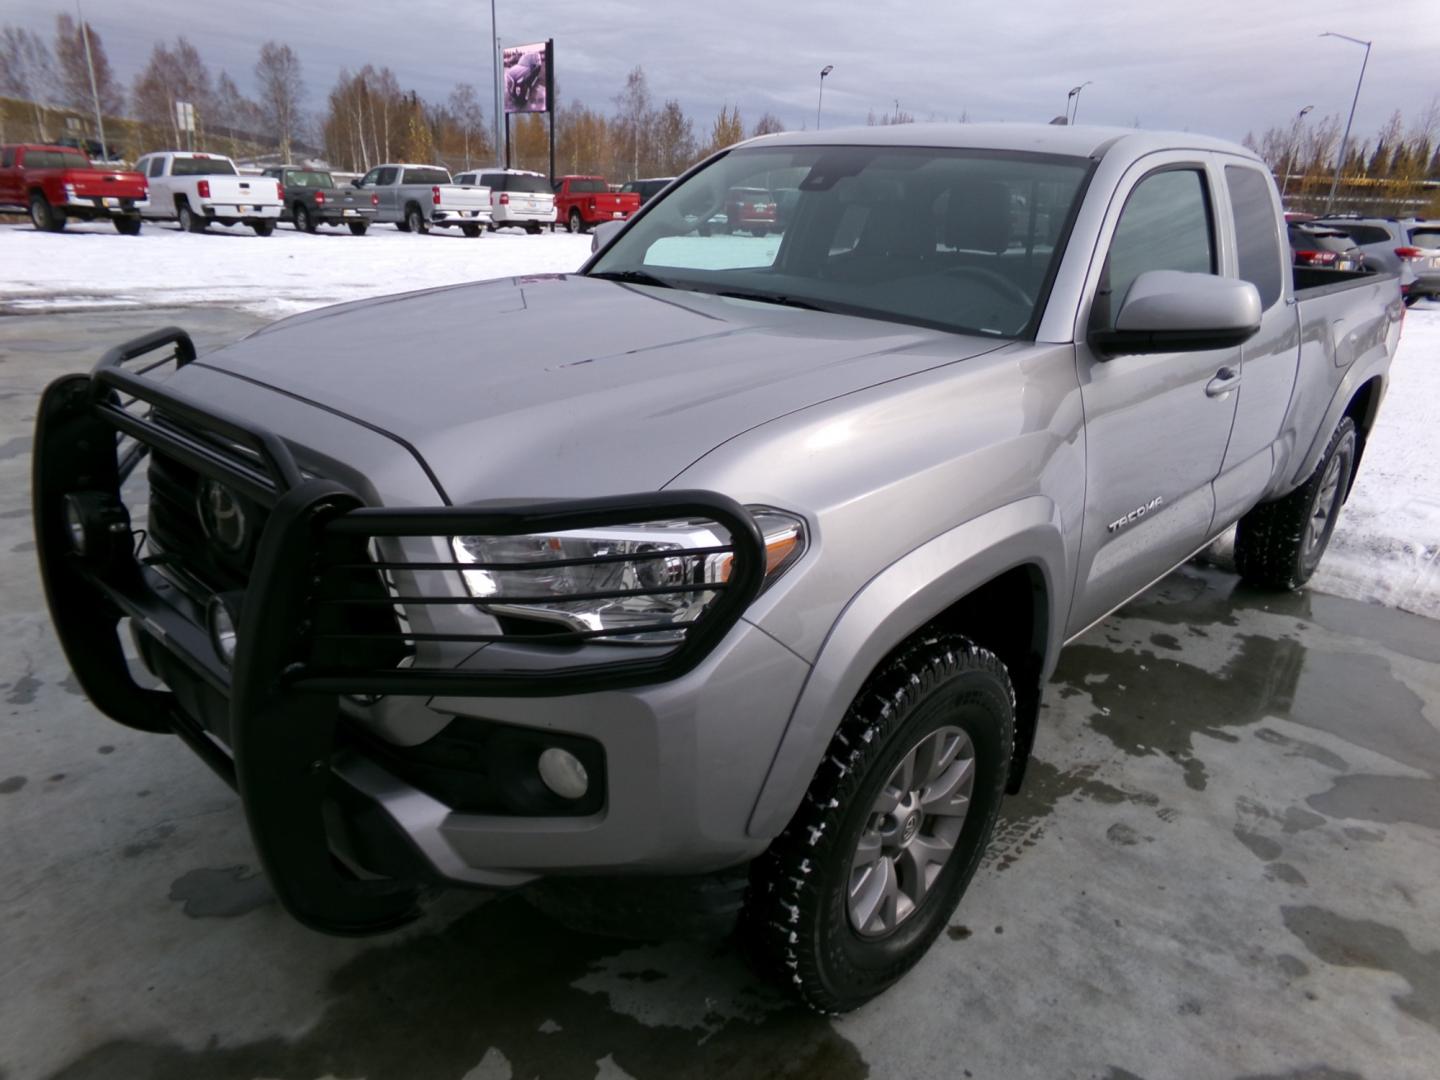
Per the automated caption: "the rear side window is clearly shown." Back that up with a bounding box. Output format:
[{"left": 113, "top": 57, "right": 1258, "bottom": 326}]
[
  {"left": 1105, "top": 168, "right": 1215, "bottom": 309},
  {"left": 1225, "top": 165, "right": 1282, "bottom": 310},
  {"left": 1, "top": 148, "right": 14, "bottom": 168},
  {"left": 148, "top": 158, "right": 166, "bottom": 178},
  {"left": 375, "top": 167, "right": 398, "bottom": 185}
]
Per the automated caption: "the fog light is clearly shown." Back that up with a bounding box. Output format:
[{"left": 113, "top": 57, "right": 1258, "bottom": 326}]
[
  {"left": 206, "top": 593, "right": 242, "bottom": 666},
  {"left": 61, "top": 491, "right": 130, "bottom": 560},
  {"left": 537, "top": 747, "right": 589, "bottom": 800}
]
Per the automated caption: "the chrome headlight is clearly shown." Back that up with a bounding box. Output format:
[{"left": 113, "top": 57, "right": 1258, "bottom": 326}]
[{"left": 451, "top": 508, "right": 805, "bottom": 643}]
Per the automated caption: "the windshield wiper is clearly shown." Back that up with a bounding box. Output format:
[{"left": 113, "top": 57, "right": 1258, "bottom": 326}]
[
  {"left": 714, "top": 290, "right": 823, "bottom": 311},
  {"left": 588, "top": 269, "right": 675, "bottom": 289}
]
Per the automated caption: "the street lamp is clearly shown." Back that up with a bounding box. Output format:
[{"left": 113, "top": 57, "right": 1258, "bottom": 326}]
[
  {"left": 1067, "top": 81, "right": 1092, "bottom": 124},
  {"left": 1320, "top": 31, "right": 1371, "bottom": 214},
  {"left": 817, "top": 65, "right": 833, "bottom": 130},
  {"left": 1280, "top": 104, "right": 1314, "bottom": 201}
]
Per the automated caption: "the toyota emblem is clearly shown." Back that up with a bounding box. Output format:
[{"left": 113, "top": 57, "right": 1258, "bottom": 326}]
[{"left": 196, "top": 479, "right": 249, "bottom": 554}]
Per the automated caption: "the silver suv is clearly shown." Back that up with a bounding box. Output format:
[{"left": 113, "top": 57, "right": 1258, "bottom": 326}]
[{"left": 1316, "top": 216, "right": 1440, "bottom": 302}]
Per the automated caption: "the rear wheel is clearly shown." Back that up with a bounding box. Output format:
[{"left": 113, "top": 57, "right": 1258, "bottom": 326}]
[
  {"left": 294, "top": 203, "right": 316, "bottom": 233},
  {"left": 525, "top": 222, "right": 541, "bottom": 235},
  {"left": 460, "top": 222, "right": 482, "bottom": 238},
  {"left": 30, "top": 192, "right": 65, "bottom": 232},
  {"left": 567, "top": 208, "right": 584, "bottom": 234},
  {"left": 741, "top": 633, "right": 1014, "bottom": 1013},
  {"left": 252, "top": 220, "right": 275, "bottom": 237},
  {"left": 347, "top": 221, "right": 370, "bottom": 236},
  {"left": 1234, "top": 416, "right": 1357, "bottom": 590},
  {"left": 113, "top": 215, "right": 142, "bottom": 236},
  {"left": 177, "top": 202, "right": 206, "bottom": 233},
  {"left": 405, "top": 204, "right": 429, "bottom": 235}
]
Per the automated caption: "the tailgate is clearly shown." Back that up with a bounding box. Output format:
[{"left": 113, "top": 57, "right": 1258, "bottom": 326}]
[
  {"left": 68, "top": 171, "right": 147, "bottom": 200},
  {"left": 211, "top": 175, "right": 280, "bottom": 206},
  {"left": 437, "top": 185, "right": 490, "bottom": 212}
]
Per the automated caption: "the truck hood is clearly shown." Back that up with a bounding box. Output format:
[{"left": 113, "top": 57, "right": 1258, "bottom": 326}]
[{"left": 192, "top": 274, "right": 1003, "bottom": 503}]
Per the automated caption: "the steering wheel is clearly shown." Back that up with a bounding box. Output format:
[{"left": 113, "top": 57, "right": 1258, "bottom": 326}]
[{"left": 941, "top": 265, "right": 1034, "bottom": 310}]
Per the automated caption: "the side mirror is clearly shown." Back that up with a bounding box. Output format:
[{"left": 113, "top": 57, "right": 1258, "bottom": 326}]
[
  {"left": 590, "top": 218, "right": 626, "bottom": 255},
  {"left": 351, "top": 178, "right": 363, "bottom": 189},
  {"left": 1090, "top": 270, "right": 1261, "bottom": 355}
]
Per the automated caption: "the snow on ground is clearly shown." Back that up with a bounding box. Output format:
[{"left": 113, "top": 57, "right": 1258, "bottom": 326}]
[
  {"left": 1311, "top": 303, "right": 1440, "bottom": 620},
  {"left": 0, "top": 220, "right": 593, "bottom": 317},
  {"left": 1, "top": 219, "right": 1436, "bottom": 617}
]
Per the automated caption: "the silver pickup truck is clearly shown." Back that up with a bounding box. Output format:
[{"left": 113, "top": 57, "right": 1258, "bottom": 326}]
[
  {"left": 352, "top": 163, "right": 491, "bottom": 236},
  {"left": 34, "top": 125, "right": 1400, "bottom": 1013}
]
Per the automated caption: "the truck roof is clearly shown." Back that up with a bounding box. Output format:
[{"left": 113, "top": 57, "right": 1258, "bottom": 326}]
[
  {"left": 3, "top": 143, "right": 91, "bottom": 152},
  {"left": 373, "top": 163, "right": 450, "bottom": 170},
  {"left": 745, "top": 122, "right": 1261, "bottom": 165}
]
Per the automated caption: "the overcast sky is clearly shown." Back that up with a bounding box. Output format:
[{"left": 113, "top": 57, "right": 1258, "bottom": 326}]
[{"left": 9, "top": 0, "right": 1438, "bottom": 143}]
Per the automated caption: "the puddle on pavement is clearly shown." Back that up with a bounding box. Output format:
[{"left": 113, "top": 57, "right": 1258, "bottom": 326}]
[{"left": 46, "top": 896, "right": 867, "bottom": 1080}]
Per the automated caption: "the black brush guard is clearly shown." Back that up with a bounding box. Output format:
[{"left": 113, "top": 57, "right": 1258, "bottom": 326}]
[{"left": 33, "top": 327, "right": 767, "bottom": 935}]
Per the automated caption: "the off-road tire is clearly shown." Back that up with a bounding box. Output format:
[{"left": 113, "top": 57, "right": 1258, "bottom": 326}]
[
  {"left": 30, "top": 192, "right": 64, "bottom": 232},
  {"left": 347, "top": 221, "right": 369, "bottom": 236},
  {"left": 740, "top": 633, "right": 1014, "bottom": 1014},
  {"left": 113, "top": 215, "right": 142, "bottom": 236},
  {"left": 177, "top": 202, "right": 205, "bottom": 233},
  {"left": 1234, "top": 416, "right": 1357, "bottom": 591},
  {"left": 252, "top": 220, "right": 275, "bottom": 237},
  {"left": 405, "top": 204, "right": 429, "bottom": 235},
  {"left": 294, "top": 204, "right": 316, "bottom": 233},
  {"left": 460, "top": 222, "right": 482, "bottom": 238}
]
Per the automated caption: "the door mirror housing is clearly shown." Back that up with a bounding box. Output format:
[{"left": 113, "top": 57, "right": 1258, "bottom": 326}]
[
  {"left": 351, "top": 178, "right": 364, "bottom": 189},
  {"left": 1091, "top": 270, "right": 1261, "bottom": 355},
  {"left": 590, "top": 218, "right": 626, "bottom": 255}
]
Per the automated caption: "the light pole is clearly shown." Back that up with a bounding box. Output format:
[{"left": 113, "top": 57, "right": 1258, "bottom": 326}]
[
  {"left": 1280, "top": 104, "right": 1314, "bottom": 201},
  {"left": 817, "top": 65, "right": 833, "bottom": 130},
  {"left": 490, "top": 0, "right": 502, "bottom": 166},
  {"left": 1067, "top": 81, "right": 1092, "bottom": 124},
  {"left": 1320, "top": 31, "right": 1371, "bottom": 214},
  {"left": 76, "top": 2, "right": 109, "bottom": 163}
]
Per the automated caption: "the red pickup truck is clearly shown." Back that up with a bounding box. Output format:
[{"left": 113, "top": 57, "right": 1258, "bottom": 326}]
[
  {"left": 0, "top": 143, "right": 148, "bottom": 234},
  {"left": 553, "top": 175, "right": 640, "bottom": 234}
]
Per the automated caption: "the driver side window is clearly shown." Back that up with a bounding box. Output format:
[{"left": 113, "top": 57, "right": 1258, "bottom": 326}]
[
  {"left": 1102, "top": 168, "right": 1214, "bottom": 318},
  {"left": 359, "top": 168, "right": 380, "bottom": 187}
]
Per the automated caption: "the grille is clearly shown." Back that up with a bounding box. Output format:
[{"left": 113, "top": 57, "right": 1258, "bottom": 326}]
[{"left": 146, "top": 449, "right": 267, "bottom": 594}]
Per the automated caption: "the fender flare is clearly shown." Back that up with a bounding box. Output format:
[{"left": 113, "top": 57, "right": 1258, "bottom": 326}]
[
  {"left": 746, "top": 495, "right": 1067, "bottom": 839},
  {"left": 1286, "top": 351, "right": 1390, "bottom": 493}
]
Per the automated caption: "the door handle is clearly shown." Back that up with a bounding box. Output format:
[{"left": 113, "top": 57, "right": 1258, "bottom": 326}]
[{"left": 1205, "top": 367, "right": 1241, "bottom": 398}]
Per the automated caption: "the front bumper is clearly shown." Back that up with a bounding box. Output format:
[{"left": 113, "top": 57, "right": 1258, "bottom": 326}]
[{"left": 33, "top": 328, "right": 777, "bottom": 935}]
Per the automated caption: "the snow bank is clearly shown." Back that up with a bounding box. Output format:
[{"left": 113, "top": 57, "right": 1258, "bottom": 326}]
[{"left": 0, "top": 220, "right": 593, "bottom": 317}]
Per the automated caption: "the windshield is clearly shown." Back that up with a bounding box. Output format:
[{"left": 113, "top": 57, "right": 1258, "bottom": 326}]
[
  {"left": 587, "top": 144, "right": 1092, "bottom": 339},
  {"left": 172, "top": 156, "right": 237, "bottom": 176}
]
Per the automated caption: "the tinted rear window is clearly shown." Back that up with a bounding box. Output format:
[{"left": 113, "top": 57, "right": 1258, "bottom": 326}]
[
  {"left": 567, "top": 178, "right": 607, "bottom": 193},
  {"left": 1290, "top": 227, "right": 1354, "bottom": 254},
  {"left": 24, "top": 149, "right": 92, "bottom": 169},
  {"left": 171, "top": 156, "right": 237, "bottom": 176},
  {"left": 286, "top": 170, "right": 333, "bottom": 188},
  {"left": 1335, "top": 224, "right": 1391, "bottom": 245},
  {"left": 1408, "top": 229, "right": 1440, "bottom": 248},
  {"left": 403, "top": 167, "right": 450, "bottom": 185},
  {"left": 1224, "top": 165, "right": 1282, "bottom": 309}
]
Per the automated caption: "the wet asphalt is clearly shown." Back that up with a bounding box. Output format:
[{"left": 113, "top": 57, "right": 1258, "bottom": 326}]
[{"left": 1, "top": 309, "right": 1437, "bottom": 1080}]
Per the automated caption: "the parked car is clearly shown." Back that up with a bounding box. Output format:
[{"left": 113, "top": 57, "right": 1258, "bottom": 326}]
[
  {"left": 553, "top": 175, "right": 640, "bottom": 233},
  {"left": 0, "top": 143, "right": 147, "bottom": 233},
  {"left": 620, "top": 177, "right": 674, "bottom": 205},
  {"left": 352, "top": 163, "right": 491, "bottom": 236},
  {"left": 134, "top": 151, "right": 283, "bottom": 235},
  {"left": 454, "top": 169, "right": 554, "bottom": 233},
  {"left": 1315, "top": 217, "right": 1440, "bottom": 303},
  {"left": 723, "top": 186, "right": 778, "bottom": 234},
  {"left": 1287, "top": 222, "right": 1365, "bottom": 272},
  {"left": 262, "top": 166, "right": 379, "bottom": 235},
  {"left": 35, "top": 124, "right": 1401, "bottom": 1016}
]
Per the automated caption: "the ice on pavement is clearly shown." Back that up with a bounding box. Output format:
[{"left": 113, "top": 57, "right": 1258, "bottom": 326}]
[{"left": 1, "top": 222, "right": 1435, "bottom": 619}]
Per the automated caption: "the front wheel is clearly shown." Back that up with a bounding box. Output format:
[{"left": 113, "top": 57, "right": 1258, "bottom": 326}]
[
  {"left": 30, "top": 192, "right": 65, "bottom": 232},
  {"left": 1234, "top": 416, "right": 1357, "bottom": 590},
  {"left": 347, "top": 221, "right": 369, "bottom": 236},
  {"left": 741, "top": 633, "right": 1014, "bottom": 1014},
  {"left": 405, "top": 205, "right": 429, "bottom": 235},
  {"left": 252, "top": 220, "right": 275, "bottom": 237},
  {"left": 113, "top": 215, "right": 142, "bottom": 236}
]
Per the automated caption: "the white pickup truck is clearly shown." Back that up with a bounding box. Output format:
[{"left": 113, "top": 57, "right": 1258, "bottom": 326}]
[
  {"left": 352, "top": 163, "right": 492, "bottom": 236},
  {"left": 133, "top": 151, "right": 284, "bottom": 235}
]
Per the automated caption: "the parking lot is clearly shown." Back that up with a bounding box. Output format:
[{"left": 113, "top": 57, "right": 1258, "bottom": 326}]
[{"left": 1, "top": 305, "right": 1437, "bottom": 1079}]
